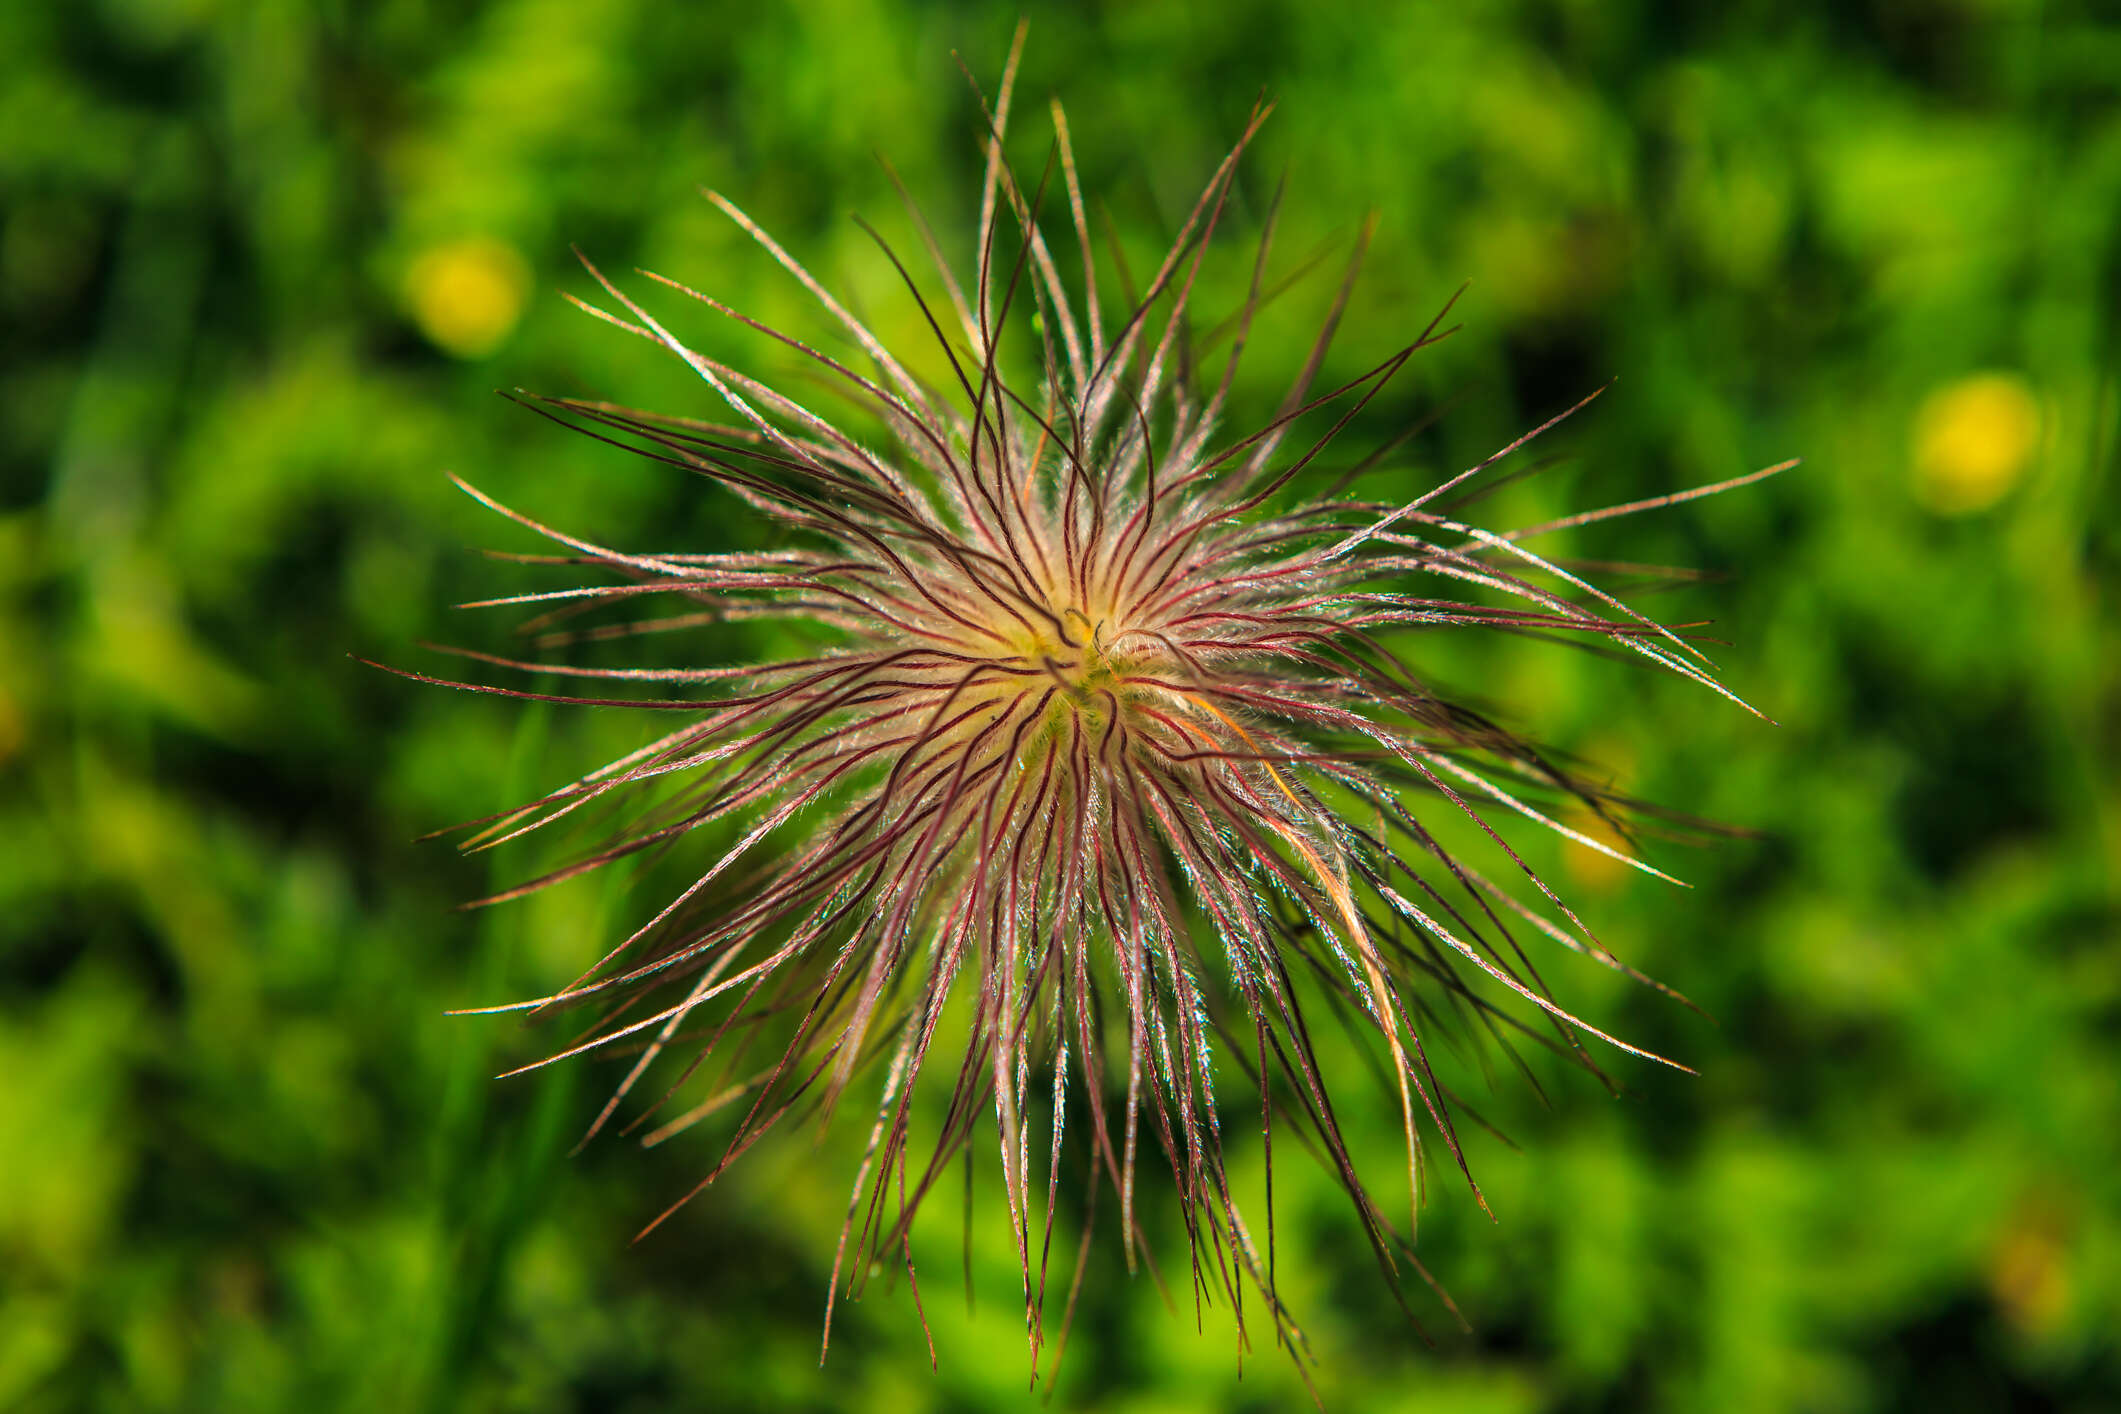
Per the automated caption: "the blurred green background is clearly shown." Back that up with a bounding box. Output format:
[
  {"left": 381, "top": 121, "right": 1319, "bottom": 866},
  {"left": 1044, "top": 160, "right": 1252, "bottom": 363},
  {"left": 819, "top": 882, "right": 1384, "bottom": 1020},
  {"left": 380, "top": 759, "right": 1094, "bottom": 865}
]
[{"left": 5, "top": 0, "right": 2117, "bottom": 1409}]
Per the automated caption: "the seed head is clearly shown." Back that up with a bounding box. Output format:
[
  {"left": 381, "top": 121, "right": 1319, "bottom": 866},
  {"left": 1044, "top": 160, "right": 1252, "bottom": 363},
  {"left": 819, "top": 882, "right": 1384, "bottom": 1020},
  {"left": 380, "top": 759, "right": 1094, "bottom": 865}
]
[{"left": 392, "top": 39, "right": 1786, "bottom": 1376}]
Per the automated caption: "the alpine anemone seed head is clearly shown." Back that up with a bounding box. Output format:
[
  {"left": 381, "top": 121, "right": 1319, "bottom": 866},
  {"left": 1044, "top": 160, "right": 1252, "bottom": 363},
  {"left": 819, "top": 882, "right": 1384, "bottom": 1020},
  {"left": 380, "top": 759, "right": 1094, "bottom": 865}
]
[{"left": 399, "top": 36, "right": 1788, "bottom": 1377}]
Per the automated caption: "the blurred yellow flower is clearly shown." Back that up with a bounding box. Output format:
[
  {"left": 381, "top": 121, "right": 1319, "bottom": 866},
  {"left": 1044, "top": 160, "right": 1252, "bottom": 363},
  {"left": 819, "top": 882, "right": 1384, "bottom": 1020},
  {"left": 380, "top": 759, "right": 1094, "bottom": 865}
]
[
  {"left": 1989, "top": 1203, "right": 2073, "bottom": 1340},
  {"left": 404, "top": 236, "right": 532, "bottom": 359},
  {"left": 1910, "top": 372, "right": 2041, "bottom": 514},
  {"left": 1563, "top": 817, "right": 1631, "bottom": 893}
]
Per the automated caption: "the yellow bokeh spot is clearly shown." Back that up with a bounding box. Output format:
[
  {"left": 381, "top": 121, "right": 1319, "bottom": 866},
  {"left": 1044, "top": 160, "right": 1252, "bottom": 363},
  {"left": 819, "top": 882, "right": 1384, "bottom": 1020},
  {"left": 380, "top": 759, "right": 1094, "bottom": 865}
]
[
  {"left": 1990, "top": 1207, "right": 2073, "bottom": 1339},
  {"left": 405, "top": 236, "right": 532, "bottom": 359},
  {"left": 1560, "top": 810, "right": 1633, "bottom": 894},
  {"left": 1560, "top": 743, "right": 1637, "bottom": 893},
  {"left": 1910, "top": 372, "right": 2041, "bottom": 515}
]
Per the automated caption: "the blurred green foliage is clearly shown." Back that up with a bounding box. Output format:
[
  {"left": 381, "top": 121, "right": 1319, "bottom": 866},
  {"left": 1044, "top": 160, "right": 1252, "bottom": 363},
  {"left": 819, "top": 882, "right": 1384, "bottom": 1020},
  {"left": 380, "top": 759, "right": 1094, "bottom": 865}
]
[{"left": 5, "top": 1, "right": 2119, "bottom": 1409}]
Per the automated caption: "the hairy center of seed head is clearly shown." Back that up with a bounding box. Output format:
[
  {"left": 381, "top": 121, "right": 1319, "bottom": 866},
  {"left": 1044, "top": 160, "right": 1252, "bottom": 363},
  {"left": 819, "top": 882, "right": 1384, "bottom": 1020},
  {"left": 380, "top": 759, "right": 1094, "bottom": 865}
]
[{"left": 1010, "top": 607, "right": 1131, "bottom": 698}]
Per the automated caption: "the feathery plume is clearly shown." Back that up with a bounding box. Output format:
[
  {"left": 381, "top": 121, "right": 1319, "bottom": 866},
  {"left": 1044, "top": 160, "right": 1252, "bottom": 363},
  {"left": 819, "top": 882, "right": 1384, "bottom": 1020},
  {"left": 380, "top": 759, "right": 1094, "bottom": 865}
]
[{"left": 391, "top": 34, "right": 1786, "bottom": 1377}]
